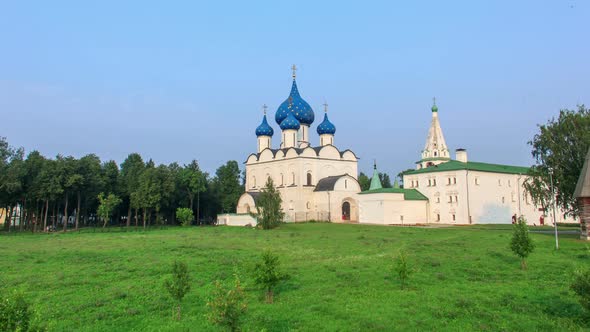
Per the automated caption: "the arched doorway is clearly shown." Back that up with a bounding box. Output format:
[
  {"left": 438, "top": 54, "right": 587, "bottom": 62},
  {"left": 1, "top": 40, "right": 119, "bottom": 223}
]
[{"left": 342, "top": 201, "right": 351, "bottom": 221}]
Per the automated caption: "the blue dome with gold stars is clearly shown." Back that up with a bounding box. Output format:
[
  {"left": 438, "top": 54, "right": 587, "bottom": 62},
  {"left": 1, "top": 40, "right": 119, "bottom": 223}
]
[
  {"left": 275, "top": 79, "right": 315, "bottom": 126},
  {"left": 317, "top": 113, "right": 336, "bottom": 135},
  {"left": 280, "top": 112, "right": 301, "bottom": 130},
  {"left": 255, "top": 114, "right": 274, "bottom": 137}
]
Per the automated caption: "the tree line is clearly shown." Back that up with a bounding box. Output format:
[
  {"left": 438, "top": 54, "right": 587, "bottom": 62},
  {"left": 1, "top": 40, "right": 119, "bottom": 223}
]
[{"left": 0, "top": 137, "right": 243, "bottom": 232}]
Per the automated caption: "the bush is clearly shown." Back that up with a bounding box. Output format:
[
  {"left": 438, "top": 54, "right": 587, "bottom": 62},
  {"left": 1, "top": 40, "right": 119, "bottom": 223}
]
[
  {"left": 207, "top": 275, "right": 247, "bottom": 332},
  {"left": 164, "top": 261, "right": 191, "bottom": 320},
  {"left": 254, "top": 250, "right": 288, "bottom": 303},
  {"left": 510, "top": 216, "right": 535, "bottom": 269},
  {"left": 571, "top": 269, "right": 590, "bottom": 315},
  {"left": 176, "top": 208, "right": 194, "bottom": 227},
  {"left": 0, "top": 290, "right": 31, "bottom": 331},
  {"left": 393, "top": 249, "right": 412, "bottom": 289}
]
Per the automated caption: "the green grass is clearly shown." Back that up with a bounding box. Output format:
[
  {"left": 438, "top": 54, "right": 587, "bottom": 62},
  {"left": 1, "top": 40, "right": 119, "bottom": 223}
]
[{"left": 1, "top": 223, "right": 589, "bottom": 331}]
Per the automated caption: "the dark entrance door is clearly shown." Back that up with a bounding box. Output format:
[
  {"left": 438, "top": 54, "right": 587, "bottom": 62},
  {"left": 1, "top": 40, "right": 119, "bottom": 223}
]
[{"left": 342, "top": 201, "right": 350, "bottom": 221}]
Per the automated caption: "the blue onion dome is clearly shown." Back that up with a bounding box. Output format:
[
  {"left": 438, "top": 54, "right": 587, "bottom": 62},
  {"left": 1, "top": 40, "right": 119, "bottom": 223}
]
[
  {"left": 317, "top": 113, "right": 336, "bottom": 135},
  {"left": 279, "top": 112, "right": 301, "bottom": 130},
  {"left": 255, "top": 114, "right": 274, "bottom": 136},
  {"left": 275, "top": 79, "right": 315, "bottom": 126}
]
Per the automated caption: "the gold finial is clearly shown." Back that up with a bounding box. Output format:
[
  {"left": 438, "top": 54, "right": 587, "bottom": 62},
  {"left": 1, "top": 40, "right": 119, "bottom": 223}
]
[
  {"left": 323, "top": 101, "right": 328, "bottom": 113},
  {"left": 291, "top": 64, "right": 297, "bottom": 79},
  {"left": 262, "top": 104, "right": 268, "bottom": 115}
]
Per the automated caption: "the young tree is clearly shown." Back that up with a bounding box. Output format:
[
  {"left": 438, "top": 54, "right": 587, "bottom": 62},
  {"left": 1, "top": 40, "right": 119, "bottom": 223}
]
[
  {"left": 97, "top": 193, "right": 122, "bottom": 228},
  {"left": 510, "top": 216, "right": 535, "bottom": 269},
  {"left": 207, "top": 275, "right": 247, "bottom": 332},
  {"left": 164, "top": 261, "right": 191, "bottom": 320},
  {"left": 393, "top": 249, "right": 412, "bottom": 289},
  {"left": 254, "top": 250, "right": 287, "bottom": 303},
  {"left": 525, "top": 105, "right": 590, "bottom": 217},
  {"left": 358, "top": 172, "right": 370, "bottom": 191},
  {"left": 176, "top": 207, "right": 193, "bottom": 226},
  {"left": 255, "top": 178, "right": 284, "bottom": 230},
  {"left": 571, "top": 269, "right": 590, "bottom": 316}
]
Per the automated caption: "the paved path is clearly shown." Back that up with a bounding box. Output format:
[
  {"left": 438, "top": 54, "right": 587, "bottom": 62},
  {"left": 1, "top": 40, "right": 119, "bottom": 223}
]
[{"left": 530, "top": 230, "right": 579, "bottom": 235}]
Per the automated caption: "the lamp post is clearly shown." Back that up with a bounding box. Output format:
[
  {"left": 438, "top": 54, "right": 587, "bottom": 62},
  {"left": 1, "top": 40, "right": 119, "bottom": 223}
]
[{"left": 549, "top": 169, "right": 559, "bottom": 250}]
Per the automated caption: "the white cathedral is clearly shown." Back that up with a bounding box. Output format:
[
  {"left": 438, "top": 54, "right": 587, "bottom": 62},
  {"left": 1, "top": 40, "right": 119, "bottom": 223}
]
[{"left": 218, "top": 68, "right": 574, "bottom": 226}]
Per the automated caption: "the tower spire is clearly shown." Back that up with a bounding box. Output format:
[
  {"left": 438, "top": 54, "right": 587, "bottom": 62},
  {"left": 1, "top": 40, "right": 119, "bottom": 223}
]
[
  {"left": 369, "top": 160, "right": 383, "bottom": 190},
  {"left": 291, "top": 64, "right": 297, "bottom": 79}
]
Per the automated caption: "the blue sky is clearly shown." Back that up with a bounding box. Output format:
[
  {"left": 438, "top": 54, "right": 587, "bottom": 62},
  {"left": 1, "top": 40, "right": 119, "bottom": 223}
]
[{"left": 1, "top": 1, "right": 588, "bottom": 177}]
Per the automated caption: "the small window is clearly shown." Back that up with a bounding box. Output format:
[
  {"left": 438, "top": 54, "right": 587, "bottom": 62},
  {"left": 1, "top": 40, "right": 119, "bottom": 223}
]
[
  {"left": 475, "top": 178, "right": 480, "bottom": 185},
  {"left": 306, "top": 202, "right": 311, "bottom": 209},
  {"left": 433, "top": 179, "right": 437, "bottom": 186},
  {"left": 452, "top": 214, "right": 456, "bottom": 221},
  {"left": 437, "top": 214, "right": 440, "bottom": 221},
  {"left": 447, "top": 178, "right": 451, "bottom": 185},
  {"left": 508, "top": 180, "right": 511, "bottom": 187},
  {"left": 448, "top": 196, "right": 453, "bottom": 203},
  {"left": 436, "top": 197, "right": 440, "bottom": 203},
  {"left": 306, "top": 173, "right": 312, "bottom": 186},
  {"left": 502, "top": 197, "right": 505, "bottom": 204},
  {"left": 252, "top": 177, "right": 256, "bottom": 188},
  {"left": 416, "top": 181, "right": 419, "bottom": 188},
  {"left": 280, "top": 174, "right": 284, "bottom": 186},
  {"left": 345, "top": 179, "right": 348, "bottom": 188},
  {"left": 453, "top": 177, "right": 457, "bottom": 184},
  {"left": 292, "top": 172, "right": 296, "bottom": 185},
  {"left": 434, "top": 151, "right": 438, "bottom": 157},
  {"left": 454, "top": 195, "right": 458, "bottom": 203},
  {"left": 498, "top": 179, "right": 502, "bottom": 186},
  {"left": 428, "top": 179, "right": 432, "bottom": 187}
]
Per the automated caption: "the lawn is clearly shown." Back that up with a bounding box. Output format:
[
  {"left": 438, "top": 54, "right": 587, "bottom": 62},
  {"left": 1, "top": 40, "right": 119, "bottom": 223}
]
[{"left": 1, "top": 223, "right": 589, "bottom": 331}]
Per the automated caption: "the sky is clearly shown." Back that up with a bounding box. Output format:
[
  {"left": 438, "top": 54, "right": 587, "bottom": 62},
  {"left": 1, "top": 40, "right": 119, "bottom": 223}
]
[{"left": 1, "top": 1, "right": 588, "bottom": 178}]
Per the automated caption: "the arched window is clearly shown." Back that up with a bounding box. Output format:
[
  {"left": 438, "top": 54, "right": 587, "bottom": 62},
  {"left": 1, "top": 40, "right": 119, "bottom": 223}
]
[
  {"left": 292, "top": 172, "right": 296, "bottom": 185},
  {"left": 434, "top": 151, "right": 438, "bottom": 157},
  {"left": 280, "top": 173, "right": 284, "bottom": 186},
  {"left": 306, "top": 173, "right": 312, "bottom": 186},
  {"left": 252, "top": 177, "right": 256, "bottom": 188}
]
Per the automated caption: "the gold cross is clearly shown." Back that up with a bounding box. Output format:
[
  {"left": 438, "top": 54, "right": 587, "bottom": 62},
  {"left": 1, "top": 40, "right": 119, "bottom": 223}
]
[
  {"left": 262, "top": 104, "right": 267, "bottom": 115},
  {"left": 323, "top": 102, "right": 328, "bottom": 113},
  {"left": 291, "top": 64, "right": 297, "bottom": 79},
  {"left": 433, "top": 97, "right": 436, "bottom": 106}
]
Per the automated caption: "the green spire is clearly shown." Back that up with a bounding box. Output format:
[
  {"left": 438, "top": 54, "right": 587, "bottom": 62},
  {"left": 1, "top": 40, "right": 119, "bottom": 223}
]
[
  {"left": 431, "top": 97, "right": 438, "bottom": 113},
  {"left": 369, "top": 160, "right": 383, "bottom": 190},
  {"left": 393, "top": 178, "right": 400, "bottom": 189}
]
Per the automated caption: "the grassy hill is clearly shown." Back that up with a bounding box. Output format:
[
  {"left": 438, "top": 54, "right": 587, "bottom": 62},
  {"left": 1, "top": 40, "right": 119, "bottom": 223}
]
[{"left": 1, "top": 223, "right": 588, "bottom": 331}]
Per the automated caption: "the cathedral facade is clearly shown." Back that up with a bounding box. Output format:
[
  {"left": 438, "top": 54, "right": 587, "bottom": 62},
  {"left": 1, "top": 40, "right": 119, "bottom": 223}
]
[{"left": 234, "top": 68, "right": 361, "bottom": 223}]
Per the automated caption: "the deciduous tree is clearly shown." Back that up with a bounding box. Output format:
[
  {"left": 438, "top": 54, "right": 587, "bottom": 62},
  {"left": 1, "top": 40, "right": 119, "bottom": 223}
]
[{"left": 525, "top": 105, "right": 590, "bottom": 217}]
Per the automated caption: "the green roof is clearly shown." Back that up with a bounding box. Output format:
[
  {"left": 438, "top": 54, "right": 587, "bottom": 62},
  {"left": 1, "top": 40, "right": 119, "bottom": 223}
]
[
  {"left": 403, "top": 160, "right": 530, "bottom": 176},
  {"left": 358, "top": 188, "right": 428, "bottom": 201}
]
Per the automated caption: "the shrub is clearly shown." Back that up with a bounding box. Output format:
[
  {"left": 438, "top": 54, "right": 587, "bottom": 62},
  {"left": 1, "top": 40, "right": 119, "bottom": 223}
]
[
  {"left": 0, "top": 290, "right": 31, "bottom": 331},
  {"left": 571, "top": 269, "right": 590, "bottom": 314},
  {"left": 393, "top": 249, "right": 412, "bottom": 289},
  {"left": 207, "top": 275, "right": 247, "bottom": 332},
  {"left": 164, "top": 261, "right": 191, "bottom": 320},
  {"left": 254, "top": 250, "right": 288, "bottom": 303},
  {"left": 176, "top": 208, "right": 194, "bottom": 227},
  {"left": 510, "top": 216, "right": 535, "bottom": 269}
]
